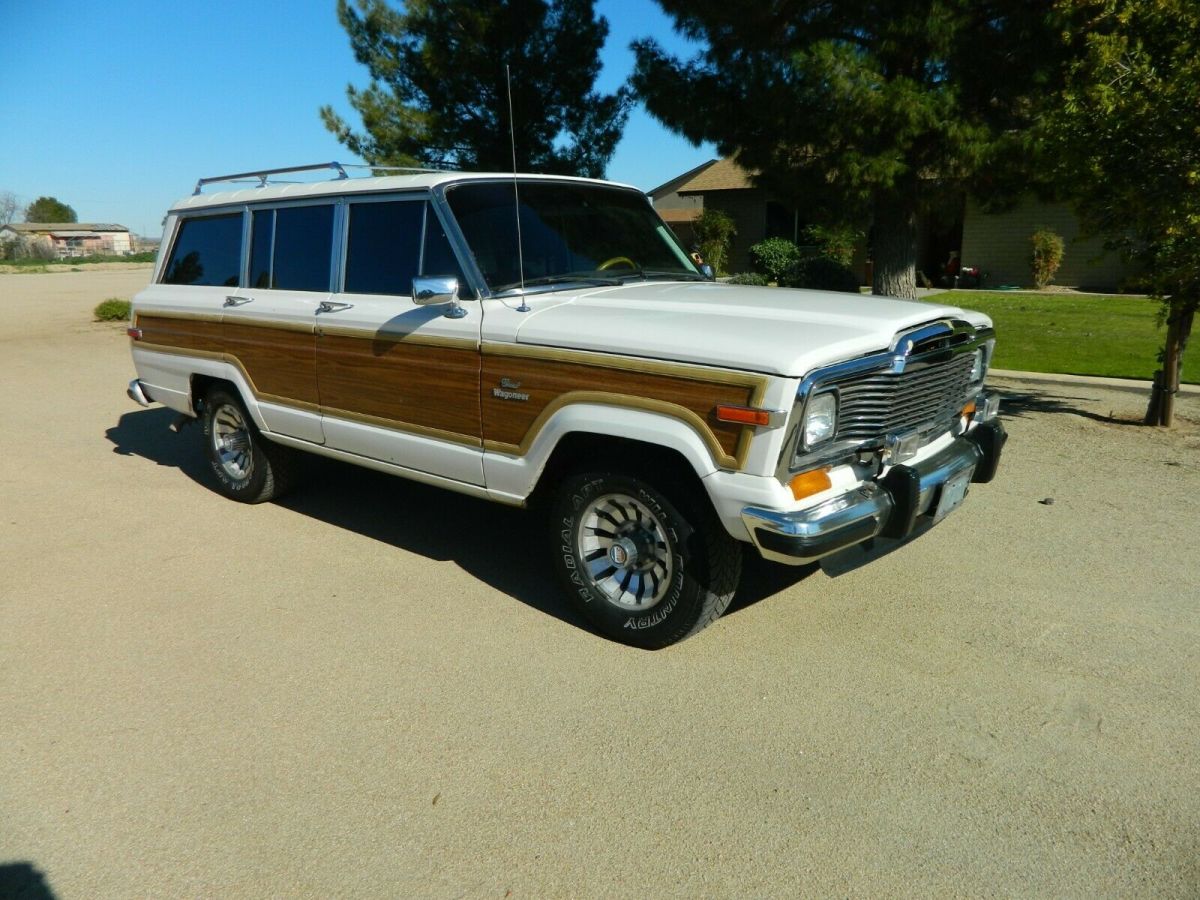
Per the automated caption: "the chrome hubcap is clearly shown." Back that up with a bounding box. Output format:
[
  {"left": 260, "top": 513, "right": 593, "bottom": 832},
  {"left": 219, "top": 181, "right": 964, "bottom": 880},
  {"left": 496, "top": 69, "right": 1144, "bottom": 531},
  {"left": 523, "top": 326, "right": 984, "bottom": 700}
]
[
  {"left": 211, "top": 403, "right": 253, "bottom": 481},
  {"left": 576, "top": 492, "right": 672, "bottom": 610}
]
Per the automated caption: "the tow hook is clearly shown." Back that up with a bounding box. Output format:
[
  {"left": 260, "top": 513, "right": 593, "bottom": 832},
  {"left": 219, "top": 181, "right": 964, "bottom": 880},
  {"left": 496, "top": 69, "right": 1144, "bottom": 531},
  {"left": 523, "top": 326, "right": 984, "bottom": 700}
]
[{"left": 169, "top": 414, "right": 196, "bottom": 434}]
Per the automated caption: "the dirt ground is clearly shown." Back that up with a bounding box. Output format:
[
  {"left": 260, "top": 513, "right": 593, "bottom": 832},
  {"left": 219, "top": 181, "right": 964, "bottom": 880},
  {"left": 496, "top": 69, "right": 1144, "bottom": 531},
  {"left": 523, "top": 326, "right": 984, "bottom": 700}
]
[{"left": 2, "top": 269, "right": 1198, "bottom": 898}]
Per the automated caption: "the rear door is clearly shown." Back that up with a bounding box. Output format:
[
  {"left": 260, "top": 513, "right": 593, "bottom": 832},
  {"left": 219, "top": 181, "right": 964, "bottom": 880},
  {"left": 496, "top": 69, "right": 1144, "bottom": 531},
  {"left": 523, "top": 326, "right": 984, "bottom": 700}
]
[{"left": 221, "top": 201, "right": 337, "bottom": 444}]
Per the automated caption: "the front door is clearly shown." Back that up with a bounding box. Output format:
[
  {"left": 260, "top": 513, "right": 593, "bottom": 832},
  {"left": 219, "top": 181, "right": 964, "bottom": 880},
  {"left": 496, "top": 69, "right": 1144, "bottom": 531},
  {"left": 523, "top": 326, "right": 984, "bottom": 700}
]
[{"left": 315, "top": 196, "right": 484, "bottom": 485}]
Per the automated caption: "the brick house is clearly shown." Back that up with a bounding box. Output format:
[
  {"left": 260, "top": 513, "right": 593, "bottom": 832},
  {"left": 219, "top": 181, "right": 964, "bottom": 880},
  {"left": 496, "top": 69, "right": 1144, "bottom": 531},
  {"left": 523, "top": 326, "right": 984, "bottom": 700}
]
[{"left": 651, "top": 158, "right": 1131, "bottom": 290}]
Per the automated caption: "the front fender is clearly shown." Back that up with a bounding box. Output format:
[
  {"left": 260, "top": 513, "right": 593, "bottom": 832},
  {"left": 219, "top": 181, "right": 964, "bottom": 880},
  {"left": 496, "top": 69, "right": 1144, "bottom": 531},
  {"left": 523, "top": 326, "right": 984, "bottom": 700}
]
[{"left": 482, "top": 401, "right": 728, "bottom": 504}]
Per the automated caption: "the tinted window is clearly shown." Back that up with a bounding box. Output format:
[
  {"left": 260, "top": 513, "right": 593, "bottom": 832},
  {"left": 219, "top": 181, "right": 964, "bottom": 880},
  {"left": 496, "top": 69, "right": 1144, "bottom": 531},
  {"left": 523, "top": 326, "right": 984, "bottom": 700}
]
[
  {"left": 248, "top": 209, "right": 274, "bottom": 289},
  {"left": 243, "top": 205, "right": 333, "bottom": 291},
  {"left": 344, "top": 200, "right": 423, "bottom": 295},
  {"left": 264, "top": 204, "right": 334, "bottom": 292},
  {"left": 422, "top": 207, "right": 468, "bottom": 294},
  {"left": 163, "top": 213, "right": 242, "bottom": 286}
]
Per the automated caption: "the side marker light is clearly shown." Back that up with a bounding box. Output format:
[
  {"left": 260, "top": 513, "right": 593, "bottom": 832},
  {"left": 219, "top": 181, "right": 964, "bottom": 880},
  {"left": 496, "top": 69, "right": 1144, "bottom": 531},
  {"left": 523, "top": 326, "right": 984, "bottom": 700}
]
[{"left": 716, "top": 405, "right": 771, "bottom": 427}]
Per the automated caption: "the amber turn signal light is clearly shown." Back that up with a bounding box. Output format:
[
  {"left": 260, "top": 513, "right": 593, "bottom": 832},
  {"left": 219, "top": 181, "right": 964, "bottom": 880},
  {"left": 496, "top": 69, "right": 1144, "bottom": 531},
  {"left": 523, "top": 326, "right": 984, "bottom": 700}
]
[
  {"left": 789, "top": 467, "right": 832, "bottom": 500},
  {"left": 715, "top": 405, "right": 771, "bottom": 426},
  {"left": 961, "top": 400, "right": 977, "bottom": 418}
]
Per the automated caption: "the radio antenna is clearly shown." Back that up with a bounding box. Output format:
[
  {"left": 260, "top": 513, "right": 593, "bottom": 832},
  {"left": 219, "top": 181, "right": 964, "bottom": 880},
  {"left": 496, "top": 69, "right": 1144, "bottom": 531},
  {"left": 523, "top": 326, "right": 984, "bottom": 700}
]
[{"left": 506, "top": 64, "right": 530, "bottom": 312}]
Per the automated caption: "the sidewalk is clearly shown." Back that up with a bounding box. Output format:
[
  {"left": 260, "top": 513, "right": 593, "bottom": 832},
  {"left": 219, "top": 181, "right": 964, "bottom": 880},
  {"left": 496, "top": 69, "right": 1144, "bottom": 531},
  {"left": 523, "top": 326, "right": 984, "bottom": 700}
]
[{"left": 989, "top": 368, "right": 1200, "bottom": 396}]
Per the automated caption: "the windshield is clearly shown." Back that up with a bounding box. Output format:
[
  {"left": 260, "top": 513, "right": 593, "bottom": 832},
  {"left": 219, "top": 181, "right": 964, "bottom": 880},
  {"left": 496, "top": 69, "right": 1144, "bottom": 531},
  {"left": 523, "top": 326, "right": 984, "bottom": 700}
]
[{"left": 444, "top": 181, "right": 702, "bottom": 293}]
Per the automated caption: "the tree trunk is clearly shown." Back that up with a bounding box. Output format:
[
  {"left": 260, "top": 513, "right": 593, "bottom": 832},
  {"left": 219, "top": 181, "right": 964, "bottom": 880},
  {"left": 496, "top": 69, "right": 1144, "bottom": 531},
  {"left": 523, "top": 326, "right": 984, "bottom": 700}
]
[
  {"left": 1144, "top": 300, "right": 1195, "bottom": 427},
  {"left": 871, "top": 188, "right": 919, "bottom": 300}
]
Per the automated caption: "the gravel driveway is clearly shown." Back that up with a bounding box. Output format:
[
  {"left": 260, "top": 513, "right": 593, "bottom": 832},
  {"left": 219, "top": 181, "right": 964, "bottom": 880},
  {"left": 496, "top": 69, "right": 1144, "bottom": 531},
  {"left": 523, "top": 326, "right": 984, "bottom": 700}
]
[{"left": 2, "top": 269, "right": 1198, "bottom": 898}]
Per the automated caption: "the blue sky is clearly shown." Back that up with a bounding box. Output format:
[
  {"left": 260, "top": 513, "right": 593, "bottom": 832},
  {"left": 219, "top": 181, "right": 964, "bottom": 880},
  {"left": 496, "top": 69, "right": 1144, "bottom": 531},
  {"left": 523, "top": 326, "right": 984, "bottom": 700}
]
[{"left": 1, "top": 0, "right": 716, "bottom": 237}]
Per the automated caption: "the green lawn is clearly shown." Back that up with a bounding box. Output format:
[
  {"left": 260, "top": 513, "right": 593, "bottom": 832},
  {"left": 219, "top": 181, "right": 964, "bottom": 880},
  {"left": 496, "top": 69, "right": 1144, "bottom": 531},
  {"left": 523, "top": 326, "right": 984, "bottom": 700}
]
[{"left": 935, "top": 290, "right": 1195, "bottom": 384}]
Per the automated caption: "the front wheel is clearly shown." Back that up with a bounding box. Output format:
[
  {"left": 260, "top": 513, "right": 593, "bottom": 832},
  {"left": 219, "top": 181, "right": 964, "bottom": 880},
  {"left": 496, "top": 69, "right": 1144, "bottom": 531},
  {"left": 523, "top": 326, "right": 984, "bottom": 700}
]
[
  {"left": 551, "top": 471, "right": 742, "bottom": 648},
  {"left": 201, "top": 387, "right": 296, "bottom": 503}
]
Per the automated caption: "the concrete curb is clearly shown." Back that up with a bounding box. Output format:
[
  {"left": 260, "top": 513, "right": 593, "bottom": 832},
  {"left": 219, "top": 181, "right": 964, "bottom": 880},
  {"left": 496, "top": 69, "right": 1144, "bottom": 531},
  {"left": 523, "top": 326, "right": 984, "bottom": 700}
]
[{"left": 989, "top": 368, "right": 1200, "bottom": 396}]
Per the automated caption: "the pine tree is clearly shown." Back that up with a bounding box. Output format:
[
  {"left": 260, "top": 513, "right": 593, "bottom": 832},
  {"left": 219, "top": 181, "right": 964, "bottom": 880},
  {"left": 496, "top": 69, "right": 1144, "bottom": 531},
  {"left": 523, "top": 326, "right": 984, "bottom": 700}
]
[
  {"left": 1053, "top": 0, "right": 1200, "bottom": 425},
  {"left": 632, "top": 2, "right": 1067, "bottom": 298},
  {"left": 321, "top": 0, "right": 631, "bottom": 179},
  {"left": 24, "top": 196, "right": 77, "bottom": 223}
]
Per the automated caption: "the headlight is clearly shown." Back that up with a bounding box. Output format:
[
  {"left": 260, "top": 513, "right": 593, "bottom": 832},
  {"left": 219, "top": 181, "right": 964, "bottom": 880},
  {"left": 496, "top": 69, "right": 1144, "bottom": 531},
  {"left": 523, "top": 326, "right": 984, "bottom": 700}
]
[
  {"left": 802, "top": 391, "right": 838, "bottom": 448},
  {"left": 969, "top": 349, "right": 984, "bottom": 382}
]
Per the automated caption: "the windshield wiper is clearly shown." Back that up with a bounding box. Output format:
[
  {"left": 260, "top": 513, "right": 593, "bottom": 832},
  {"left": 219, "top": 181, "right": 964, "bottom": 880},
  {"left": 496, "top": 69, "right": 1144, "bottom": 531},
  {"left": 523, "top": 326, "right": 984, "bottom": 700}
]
[
  {"left": 494, "top": 273, "right": 623, "bottom": 292},
  {"left": 638, "top": 269, "right": 706, "bottom": 281}
]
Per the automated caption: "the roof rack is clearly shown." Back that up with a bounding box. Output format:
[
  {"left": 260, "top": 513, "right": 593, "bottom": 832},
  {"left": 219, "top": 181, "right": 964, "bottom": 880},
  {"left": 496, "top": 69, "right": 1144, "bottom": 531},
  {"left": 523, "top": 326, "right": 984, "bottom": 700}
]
[{"left": 192, "top": 161, "right": 450, "bottom": 195}]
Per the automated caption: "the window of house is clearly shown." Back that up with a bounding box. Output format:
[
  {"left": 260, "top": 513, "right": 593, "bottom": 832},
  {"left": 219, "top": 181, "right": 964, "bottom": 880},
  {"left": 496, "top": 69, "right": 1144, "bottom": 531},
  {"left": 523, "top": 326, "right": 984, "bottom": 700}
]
[
  {"left": 248, "top": 204, "right": 334, "bottom": 292},
  {"left": 163, "top": 213, "right": 243, "bottom": 286}
]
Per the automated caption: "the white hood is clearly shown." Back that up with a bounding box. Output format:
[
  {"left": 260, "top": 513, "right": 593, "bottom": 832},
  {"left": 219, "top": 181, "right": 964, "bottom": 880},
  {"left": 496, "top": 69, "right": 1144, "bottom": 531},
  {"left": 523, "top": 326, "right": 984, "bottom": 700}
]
[{"left": 509, "top": 281, "right": 989, "bottom": 377}]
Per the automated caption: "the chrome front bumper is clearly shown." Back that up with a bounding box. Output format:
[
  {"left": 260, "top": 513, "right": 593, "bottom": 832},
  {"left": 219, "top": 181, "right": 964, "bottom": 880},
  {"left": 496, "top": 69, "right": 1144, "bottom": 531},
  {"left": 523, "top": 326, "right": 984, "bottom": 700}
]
[{"left": 741, "top": 420, "right": 1006, "bottom": 566}]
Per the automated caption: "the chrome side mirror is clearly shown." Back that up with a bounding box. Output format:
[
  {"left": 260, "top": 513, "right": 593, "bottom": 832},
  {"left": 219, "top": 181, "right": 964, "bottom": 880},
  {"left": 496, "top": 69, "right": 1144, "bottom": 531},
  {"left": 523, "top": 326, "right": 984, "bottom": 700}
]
[{"left": 412, "top": 275, "right": 466, "bottom": 319}]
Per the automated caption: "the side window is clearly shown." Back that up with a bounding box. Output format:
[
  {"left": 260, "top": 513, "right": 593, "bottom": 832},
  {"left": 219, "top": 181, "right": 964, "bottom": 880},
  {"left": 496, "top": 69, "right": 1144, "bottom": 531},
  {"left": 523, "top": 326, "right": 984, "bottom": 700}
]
[
  {"left": 249, "top": 209, "right": 274, "bottom": 289},
  {"left": 422, "top": 206, "right": 468, "bottom": 295},
  {"left": 247, "top": 204, "right": 334, "bottom": 292},
  {"left": 162, "top": 213, "right": 242, "bottom": 286},
  {"left": 344, "top": 200, "right": 423, "bottom": 295}
]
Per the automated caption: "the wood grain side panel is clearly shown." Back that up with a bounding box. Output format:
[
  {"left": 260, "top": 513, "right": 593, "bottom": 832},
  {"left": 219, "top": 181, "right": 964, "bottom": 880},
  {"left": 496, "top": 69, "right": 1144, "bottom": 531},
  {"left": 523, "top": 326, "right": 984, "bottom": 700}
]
[
  {"left": 136, "top": 315, "right": 224, "bottom": 354},
  {"left": 316, "top": 335, "right": 481, "bottom": 437},
  {"left": 480, "top": 355, "right": 755, "bottom": 458},
  {"left": 224, "top": 322, "right": 319, "bottom": 406}
]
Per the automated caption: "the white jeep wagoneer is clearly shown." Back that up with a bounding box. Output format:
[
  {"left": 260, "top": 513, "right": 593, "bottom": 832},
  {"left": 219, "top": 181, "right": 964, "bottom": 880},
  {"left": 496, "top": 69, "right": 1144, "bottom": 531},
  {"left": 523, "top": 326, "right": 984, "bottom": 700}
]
[{"left": 127, "top": 162, "right": 1006, "bottom": 648}]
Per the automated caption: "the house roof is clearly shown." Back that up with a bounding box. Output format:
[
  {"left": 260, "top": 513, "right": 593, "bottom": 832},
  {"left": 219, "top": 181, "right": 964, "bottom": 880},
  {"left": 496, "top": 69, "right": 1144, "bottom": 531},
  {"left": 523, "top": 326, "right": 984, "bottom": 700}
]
[
  {"left": 676, "top": 158, "right": 757, "bottom": 194},
  {"left": 5, "top": 222, "right": 129, "bottom": 233},
  {"left": 647, "top": 159, "right": 719, "bottom": 198}
]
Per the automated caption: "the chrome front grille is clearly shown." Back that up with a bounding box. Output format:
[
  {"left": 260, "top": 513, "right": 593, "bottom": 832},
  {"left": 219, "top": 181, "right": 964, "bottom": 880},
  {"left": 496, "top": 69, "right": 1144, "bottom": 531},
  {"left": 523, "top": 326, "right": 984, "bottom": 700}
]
[{"left": 828, "top": 352, "right": 975, "bottom": 443}]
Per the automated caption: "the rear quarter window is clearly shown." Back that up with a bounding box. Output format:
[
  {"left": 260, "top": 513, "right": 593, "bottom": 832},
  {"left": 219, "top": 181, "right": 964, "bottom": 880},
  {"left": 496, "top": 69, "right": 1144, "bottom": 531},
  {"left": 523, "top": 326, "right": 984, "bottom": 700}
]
[{"left": 162, "top": 213, "right": 243, "bottom": 286}]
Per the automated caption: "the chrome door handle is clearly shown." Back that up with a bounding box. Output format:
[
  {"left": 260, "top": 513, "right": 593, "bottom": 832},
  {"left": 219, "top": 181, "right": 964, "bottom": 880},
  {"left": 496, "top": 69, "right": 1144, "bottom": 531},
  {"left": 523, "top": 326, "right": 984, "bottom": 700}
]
[
  {"left": 223, "top": 295, "right": 253, "bottom": 307},
  {"left": 318, "top": 301, "right": 354, "bottom": 313}
]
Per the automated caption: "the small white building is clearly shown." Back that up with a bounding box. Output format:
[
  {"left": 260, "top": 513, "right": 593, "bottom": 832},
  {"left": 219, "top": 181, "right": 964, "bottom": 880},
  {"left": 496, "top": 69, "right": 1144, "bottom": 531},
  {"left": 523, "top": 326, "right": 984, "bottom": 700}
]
[{"left": 0, "top": 222, "right": 133, "bottom": 258}]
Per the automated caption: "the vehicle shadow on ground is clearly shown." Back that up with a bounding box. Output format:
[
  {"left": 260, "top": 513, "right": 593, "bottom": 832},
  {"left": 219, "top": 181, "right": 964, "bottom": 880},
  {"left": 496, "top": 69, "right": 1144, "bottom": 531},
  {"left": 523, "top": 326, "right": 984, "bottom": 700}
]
[
  {"left": 729, "top": 554, "right": 819, "bottom": 616},
  {"left": 281, "top": 457, "right": 591, "bottom": 630},
  {"left": 277, "top": 458, "right": 814, "bottom": 629},
  {"left": 106, "top": 407, "right": 210, "bottom": 485},
  {"left": 104, "top": 407, "right": 813, "bottom": 634}
]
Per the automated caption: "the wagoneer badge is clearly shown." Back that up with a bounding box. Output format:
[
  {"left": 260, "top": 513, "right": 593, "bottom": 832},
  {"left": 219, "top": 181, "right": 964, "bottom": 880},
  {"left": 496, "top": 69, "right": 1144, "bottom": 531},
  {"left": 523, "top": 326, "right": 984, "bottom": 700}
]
[{"left": 492, "top": 377, "right": 529, "bottom": 402}]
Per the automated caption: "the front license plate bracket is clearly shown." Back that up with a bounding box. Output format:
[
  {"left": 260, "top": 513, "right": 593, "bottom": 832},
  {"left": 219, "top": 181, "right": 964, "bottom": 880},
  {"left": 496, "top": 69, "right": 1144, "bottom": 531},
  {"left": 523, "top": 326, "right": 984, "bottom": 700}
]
[{"left": 932, "top": 467, "right": 973, "bottom": 523}]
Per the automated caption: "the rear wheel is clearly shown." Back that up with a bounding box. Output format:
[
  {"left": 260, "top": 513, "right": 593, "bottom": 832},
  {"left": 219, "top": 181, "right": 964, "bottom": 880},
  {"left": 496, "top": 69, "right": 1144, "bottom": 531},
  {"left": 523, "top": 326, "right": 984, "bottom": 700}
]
[
  {"left": 551, "top": 470, "right": 741, "bottom": 648},
  {"left": 201, "top": 387, "right": 296, "bottom": 503}
]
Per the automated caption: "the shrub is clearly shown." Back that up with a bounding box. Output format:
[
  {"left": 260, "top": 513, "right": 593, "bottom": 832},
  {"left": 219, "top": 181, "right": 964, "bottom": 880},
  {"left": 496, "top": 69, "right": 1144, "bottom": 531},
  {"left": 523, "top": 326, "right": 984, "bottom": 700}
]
[
  {"left": 780, "top": 257, "right": 861, "bottom": 293},
  {"left": 727, "top": 271, "right": 770, "bottom": 286},
  {"left": 692, "top": 208, "right": 737, "bottom": 275},
  {"left": 801, "top": 224, "right": 861, "bottom": 267},
  {"left": 749, "top": 237, "right": 801, "bottom": 282},
  {"left": 94, "top": 298, "right": 132, "bottom": 321},
  {"left": 1031, "top": 227, "right": 1065, "bottom": 288}
]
